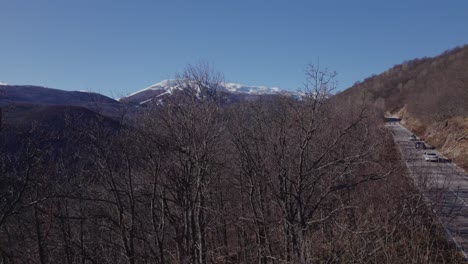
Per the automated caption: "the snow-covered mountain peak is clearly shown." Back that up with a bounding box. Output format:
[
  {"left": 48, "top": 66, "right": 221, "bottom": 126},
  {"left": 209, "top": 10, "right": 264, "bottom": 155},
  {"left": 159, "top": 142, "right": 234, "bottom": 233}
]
[
  {"left": 121, "top": 79, "right": 299, "bottom": 104},
  {"left": 124, "top": 79, "right": 182, "bottom": 99},
  {"left": 147, "top": 79, "right": 180, "bottom": 89}
]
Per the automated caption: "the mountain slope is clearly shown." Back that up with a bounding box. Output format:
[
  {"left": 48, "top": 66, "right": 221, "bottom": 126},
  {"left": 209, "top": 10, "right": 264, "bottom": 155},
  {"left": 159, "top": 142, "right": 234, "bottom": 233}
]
[
  {"left": 2, "top": 103, "right": 119, "bottom": 130},
  {"left": 0, "top": 85, "right": 117, "bottom": 105},
  {"left": 120, "top": 80, "right": 298, "bottom": 105},
  {"left": 0, "top": 85, "right": 121, "bottom": 117},
  {"left": 335, "top": 45, "right": 468, "bottom": 169},
  {"left": 0, "top": 86, "right": 123, "bottom": 153}
]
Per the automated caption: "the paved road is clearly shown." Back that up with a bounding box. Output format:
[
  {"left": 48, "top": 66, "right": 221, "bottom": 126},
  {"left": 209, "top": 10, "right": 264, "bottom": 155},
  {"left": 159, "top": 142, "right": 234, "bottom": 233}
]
[{"left": 386, "top": 119, "right": 468, "bottom": 258}]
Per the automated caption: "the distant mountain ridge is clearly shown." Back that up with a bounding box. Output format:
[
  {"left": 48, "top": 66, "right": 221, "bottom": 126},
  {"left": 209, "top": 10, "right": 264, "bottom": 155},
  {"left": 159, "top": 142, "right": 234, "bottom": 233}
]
[
  {"left": 0, "top": 82, "right": 299, "bottom": 131},
  {"left": 0, "top": 85, "right": 117, "bottom": 106},
  {"left": 0, "top": 84, "right": 121, "bottom": 118},
  {"left": 120, "top": 79, "right": 299, "bottom": 105}
]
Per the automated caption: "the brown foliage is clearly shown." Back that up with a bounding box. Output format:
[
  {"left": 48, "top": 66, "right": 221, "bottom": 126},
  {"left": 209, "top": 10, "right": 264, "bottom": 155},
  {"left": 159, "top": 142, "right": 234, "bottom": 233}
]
[
  {"left": 335, "top": 45, "right": 468, "bottom": 171},
  {"left": 336, "top": 45, "right": 468, "bottom": 122},
  {"left": 0, "top": 63, "right": 463, "bottom": 263}
]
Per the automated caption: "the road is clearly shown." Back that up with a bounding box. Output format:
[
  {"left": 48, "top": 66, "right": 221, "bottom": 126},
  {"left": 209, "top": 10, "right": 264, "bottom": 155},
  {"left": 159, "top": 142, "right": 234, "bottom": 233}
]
[{"left": 386, "top": 118, "right": 468, "bottom": 259}]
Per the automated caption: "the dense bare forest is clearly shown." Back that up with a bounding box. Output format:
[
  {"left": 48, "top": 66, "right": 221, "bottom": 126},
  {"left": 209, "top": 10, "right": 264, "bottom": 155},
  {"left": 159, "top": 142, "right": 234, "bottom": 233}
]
[{"left": 0, "top": 64, "right": 462, "bottom": 263}]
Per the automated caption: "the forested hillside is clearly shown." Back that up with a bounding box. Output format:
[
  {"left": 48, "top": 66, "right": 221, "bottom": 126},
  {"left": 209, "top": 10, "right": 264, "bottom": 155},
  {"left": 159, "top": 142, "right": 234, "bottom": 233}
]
[
  {"left": 336, "top": 45, "right": 468, "bottom": 169},
  {"left": 0, "top": 64, "right": 462, "bottom": 263}
]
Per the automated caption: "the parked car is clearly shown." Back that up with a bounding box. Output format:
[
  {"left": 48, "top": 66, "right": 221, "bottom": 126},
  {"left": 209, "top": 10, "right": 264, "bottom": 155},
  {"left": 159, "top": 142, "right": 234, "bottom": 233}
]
[
  {"left": 424, "top": 152, "right": 439, "bottom": 162},
  {"left": 409, "top": 134, "right": 417, "bottom": 141}
]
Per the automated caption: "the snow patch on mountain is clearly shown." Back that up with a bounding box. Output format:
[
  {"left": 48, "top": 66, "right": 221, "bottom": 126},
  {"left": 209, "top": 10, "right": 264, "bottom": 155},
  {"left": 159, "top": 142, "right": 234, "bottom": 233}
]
[{"left": 222, "top": 82, "right": 283, "bottom": 95}]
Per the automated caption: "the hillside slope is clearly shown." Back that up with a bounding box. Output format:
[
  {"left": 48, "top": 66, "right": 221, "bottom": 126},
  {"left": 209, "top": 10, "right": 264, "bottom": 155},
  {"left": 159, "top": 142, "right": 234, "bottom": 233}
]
[
  {"left": 336, "top": 45, "right": 468, "bottom": 169},
  {"left": 0, "top": 85, "right": 121, "bottom": 117}
]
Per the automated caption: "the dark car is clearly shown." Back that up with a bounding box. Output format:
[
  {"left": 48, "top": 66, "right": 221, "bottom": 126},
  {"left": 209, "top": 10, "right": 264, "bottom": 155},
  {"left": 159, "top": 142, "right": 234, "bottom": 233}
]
[{"left": 415, "top": 141, "right": 426, "bottom": 149}]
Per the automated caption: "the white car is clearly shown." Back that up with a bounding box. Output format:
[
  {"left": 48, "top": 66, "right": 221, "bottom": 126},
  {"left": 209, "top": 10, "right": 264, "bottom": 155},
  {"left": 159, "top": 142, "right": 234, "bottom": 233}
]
[
  {"left": 424, "top": 152, "right": 438, "bottom": 162},
  {"left": 409, "top": 134, "right": 417, "bottom": 141}
]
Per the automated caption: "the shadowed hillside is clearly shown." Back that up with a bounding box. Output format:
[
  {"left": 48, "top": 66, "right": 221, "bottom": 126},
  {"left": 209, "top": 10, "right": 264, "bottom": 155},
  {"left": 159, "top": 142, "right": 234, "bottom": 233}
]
[
  {"left": 336, "top": 45, "right": 468, "bottom": 170},
  {"left": 2, "top": 103, "right": 121, "bottom": 130},
  {"left": 0, "top": 85, "right": 121, "bottom": 118}
]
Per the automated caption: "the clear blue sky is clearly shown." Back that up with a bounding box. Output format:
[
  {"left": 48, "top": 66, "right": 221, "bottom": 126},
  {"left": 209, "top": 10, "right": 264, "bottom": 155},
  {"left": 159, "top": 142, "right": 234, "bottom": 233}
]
[{"left": 1, "top": 0, "right": 467, "bottom": 97}]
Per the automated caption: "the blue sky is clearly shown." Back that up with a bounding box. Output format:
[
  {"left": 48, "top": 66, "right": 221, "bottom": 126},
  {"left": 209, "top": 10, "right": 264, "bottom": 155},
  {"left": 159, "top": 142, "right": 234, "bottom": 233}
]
[{"left": 1, "top": 0, "right": 467, "bottom": 97}]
